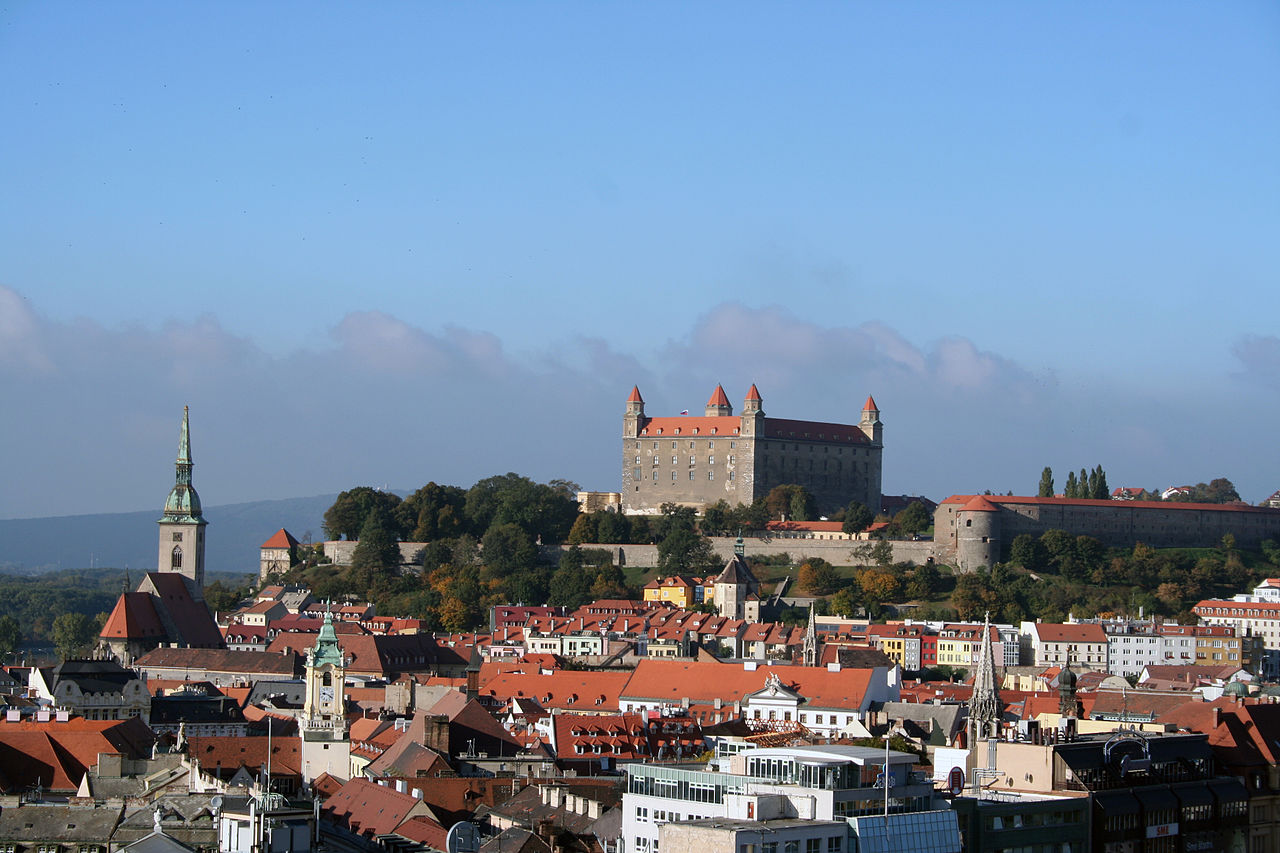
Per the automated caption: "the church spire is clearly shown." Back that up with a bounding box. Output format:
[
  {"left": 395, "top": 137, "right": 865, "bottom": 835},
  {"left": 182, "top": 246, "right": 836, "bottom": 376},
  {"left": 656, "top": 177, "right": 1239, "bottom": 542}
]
[
  {"left": 969, "top": 612, "right": 1001, "bottom": 741},
  {"left": 162, "top": 406, "right": 203, "bottom": 522}
]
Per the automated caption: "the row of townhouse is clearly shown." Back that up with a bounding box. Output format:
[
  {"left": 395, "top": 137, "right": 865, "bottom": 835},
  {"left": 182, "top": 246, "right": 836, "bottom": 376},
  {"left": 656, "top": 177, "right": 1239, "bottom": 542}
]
[
  {"left": 861, "top": 622, "right": 1021, "bottom": 672},
  {"left": 852, "top": 617, "right": 1249, "bottom": 680}
]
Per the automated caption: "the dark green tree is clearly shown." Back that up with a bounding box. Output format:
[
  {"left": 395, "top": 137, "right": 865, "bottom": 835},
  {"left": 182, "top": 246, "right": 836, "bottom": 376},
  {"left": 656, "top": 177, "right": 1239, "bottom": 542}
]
[
  {"left": 351, "top": 507, "right": 401, "bottom": 576},
  {"left": 842, "top": 501, "right": 874, "bottom": 536},
  {"left": 51, "top": 612, "right": 94, "bottom": 660},
  {"left": 871, "top": 540, "right": 894, "bottom": 568},
  {"left": 1009, "top": 534, "right": 1047, "bottom": 572},
  {"left": 0, "top": 615, "right": 20, "bottom": 660},
  {"left": 596, "top": 511, "right": 630, "bottom": 544},
  {"left": 1038, "top": 467, "right": 1055, "bottom": 498},
  {"left": 765, "top": 484, "right": 815, "bottom": 521},
  {"left": 324, "top": 487, "right": 404, "bottom": 541},
  {"left": 1063, "top": 471, "right": 1078, "bottom": 499},
  {"left": 1092, "top": 465, "right": 1109, "bottom": 500},
  {"left": 702, "top": 501, "right": 731, "bottom": 535},
  {"left": 481, "top": 523, "right": 537, "bottom": 580},
  {"left": 894, "top": 501, "right": 931, "bottom": 536}
]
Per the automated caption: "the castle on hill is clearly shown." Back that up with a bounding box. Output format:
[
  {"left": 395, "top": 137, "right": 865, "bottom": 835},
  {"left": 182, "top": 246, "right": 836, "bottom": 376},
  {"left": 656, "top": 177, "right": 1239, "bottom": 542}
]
[{"left": 621, "top": 384, "right": 883, "bottom": 515}]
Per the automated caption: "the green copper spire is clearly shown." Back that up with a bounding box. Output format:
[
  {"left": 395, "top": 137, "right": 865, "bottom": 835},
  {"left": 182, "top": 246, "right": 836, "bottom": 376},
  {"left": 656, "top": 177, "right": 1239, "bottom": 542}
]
[
  {"left": 160, "top": 406, "right": 204, "bottom": 523},
  {"left": 307, "top": 609, "right": 345, "bottom": 668}
]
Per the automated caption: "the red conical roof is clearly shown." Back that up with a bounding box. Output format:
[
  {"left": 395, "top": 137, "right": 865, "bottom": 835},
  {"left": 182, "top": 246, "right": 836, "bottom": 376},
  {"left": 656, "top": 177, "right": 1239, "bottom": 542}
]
[
  {"left": 960, "top": 495, "right": 1000, "bottom": 512},
  {"left": 707, "top": 385, "right": 730, "bottom": 407},
  {"left": 863, "top": 395, "right": 879, "bottom": 412},
  {"left": 627, "top": 386, "right": 644, "bottom": 403},
  {"left": 745, "top": 384, "right": 762, "bottom": 401}
]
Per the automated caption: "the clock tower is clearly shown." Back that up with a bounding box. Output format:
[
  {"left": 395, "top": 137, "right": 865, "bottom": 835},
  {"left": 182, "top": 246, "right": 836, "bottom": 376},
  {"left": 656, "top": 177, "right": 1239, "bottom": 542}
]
[{"left": 301, "top": 610, "right": 350, "bottom": 783}]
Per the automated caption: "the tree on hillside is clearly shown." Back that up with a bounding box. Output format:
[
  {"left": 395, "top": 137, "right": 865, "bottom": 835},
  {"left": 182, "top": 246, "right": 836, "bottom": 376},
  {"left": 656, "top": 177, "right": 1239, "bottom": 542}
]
[
  {"left": 0, "top": 615, "right": 21, "bottom": 660},
  {"left": 52, "top": 612, "right": 94, "bottom": 660},
  {"left": 702, "top": 500, "right": 731, "bottom": 536},
  {"left": 324, "top": 487, "right": 404, "bottom": 541},
  {"left": 351, "top": 507, "right": 402, "bottom": 576},
  {"left": 1038, "top": 467, "right": 1055, "bottom": 498},
  {"left": 567, "top": 514, "right": 597, "bottom": 545},
  {"left": 398, "top": 482, "right": 467, "bottom": 541},
  {"left": 1091, "top": 465, "right": 1109, "bottom": 499},
  {"left": 465, "top": 473, "right": 579, "bottom": 543},
  {"left": 1063, "top": 471, "right": 1078, "bottom": 499},
  {"left": 596, "top": 510, "right": 631, "bottom": 544},
  {"left": 481, "top": 523, "right": 537, "bottom": 580},
  {"left": 842, "top": 501, "right": 874, "bottom": 536},
  {"left": 893, "top": 501, "right": 931, "bottom": 536},
  {"left": 798, "top": 558, "right": 839, "bottom": 595},
  {"left": 1193, "top": 478, "right": 1242, "bottom": 504},
  {"left": 655, "top": 503, "right": 719, "bottom": 575},
  {"left": 766, "top": 484, "right": 815, "bottom": 522}
]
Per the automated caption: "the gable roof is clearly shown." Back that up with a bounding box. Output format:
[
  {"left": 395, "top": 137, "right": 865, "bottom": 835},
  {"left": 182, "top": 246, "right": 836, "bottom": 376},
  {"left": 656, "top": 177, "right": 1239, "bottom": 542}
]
[
  {"left": 101, "top": 593, "right": 167, "bottom": 640},
  {"left": 0, "top": 717, "right": 154, "bottom": 792},
  {"left": 136, "top": 573, "right": 225, "bottom": 648},
  {"left": 324, "top": 777, "right": 426, "bottom": 839}
]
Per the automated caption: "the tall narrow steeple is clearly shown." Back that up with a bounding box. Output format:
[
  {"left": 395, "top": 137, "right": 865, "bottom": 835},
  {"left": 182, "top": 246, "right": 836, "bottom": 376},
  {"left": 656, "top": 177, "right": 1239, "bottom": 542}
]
[
  {"left": 969, "top": 612, "right": 1001, "bottom": 742},
  {"left": 803, "top": 601, "right": 818, "bottom": 667},
  {"left": 157, "top": 406, "right": 208, "bottom": 593}
]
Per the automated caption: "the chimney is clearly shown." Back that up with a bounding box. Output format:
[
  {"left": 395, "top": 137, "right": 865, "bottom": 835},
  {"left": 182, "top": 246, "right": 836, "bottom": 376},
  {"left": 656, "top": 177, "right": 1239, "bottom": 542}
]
[{"left": 1212, "top": 707, "right": 1221, "bottom": 728}]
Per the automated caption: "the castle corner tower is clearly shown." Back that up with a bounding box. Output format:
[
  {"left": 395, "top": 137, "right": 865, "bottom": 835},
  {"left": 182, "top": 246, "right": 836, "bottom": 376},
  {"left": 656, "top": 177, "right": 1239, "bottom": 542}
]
[{"left": 157, "top": 406, "right": 207, "bottom": 594}]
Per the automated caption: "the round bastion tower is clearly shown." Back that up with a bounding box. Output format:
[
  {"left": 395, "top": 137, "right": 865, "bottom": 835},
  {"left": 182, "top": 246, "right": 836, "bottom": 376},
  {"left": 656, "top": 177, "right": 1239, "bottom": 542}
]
[{"left": 956, "top": 495, "right": 1001, "bottom": 571}]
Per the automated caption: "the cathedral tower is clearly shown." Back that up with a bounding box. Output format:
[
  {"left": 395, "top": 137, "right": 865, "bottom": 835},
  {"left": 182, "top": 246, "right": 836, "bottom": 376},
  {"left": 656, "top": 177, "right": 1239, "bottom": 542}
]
[{"left": 157, "top": 406, "right": 207, "bottom": 594}]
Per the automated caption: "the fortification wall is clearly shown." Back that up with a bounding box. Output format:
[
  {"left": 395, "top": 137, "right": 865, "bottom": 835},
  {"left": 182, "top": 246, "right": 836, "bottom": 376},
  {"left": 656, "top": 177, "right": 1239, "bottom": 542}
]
[{"left": 555, "top": 537, "right": 936, "bottom": 570}]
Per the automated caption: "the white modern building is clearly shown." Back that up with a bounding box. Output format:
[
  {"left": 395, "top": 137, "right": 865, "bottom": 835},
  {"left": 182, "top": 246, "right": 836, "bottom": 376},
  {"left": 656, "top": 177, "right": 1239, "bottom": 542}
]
[{"left": 622, "top": 745, "right": 953, "bottom": 853}]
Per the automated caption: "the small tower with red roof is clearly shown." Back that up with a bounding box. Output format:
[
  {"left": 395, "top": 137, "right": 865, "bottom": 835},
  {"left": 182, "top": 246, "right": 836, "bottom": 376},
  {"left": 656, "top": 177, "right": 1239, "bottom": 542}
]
[
  {"left": 623, "top": 386, "right": 646, "bottom": 439},
  {"left": 859, "top": 395, "right": 882, "bottom": 445},
  {"left": 739, "top": 384, "right": 764, "bottom": 437},
  {"left": 704, "top": 384, "right": 732, "bottom": 417}
]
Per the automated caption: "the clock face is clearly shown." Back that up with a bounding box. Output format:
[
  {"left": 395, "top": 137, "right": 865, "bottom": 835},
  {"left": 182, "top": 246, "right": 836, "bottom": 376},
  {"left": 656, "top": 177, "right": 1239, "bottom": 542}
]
[{"left": 320, "top": 686, "right": 334, "bottom": 704}]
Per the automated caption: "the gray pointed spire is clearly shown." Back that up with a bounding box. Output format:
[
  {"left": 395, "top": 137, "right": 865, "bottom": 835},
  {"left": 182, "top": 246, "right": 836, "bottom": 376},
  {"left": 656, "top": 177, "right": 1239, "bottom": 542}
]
[{"left": 969, "top": 612, "right": 1001, "bottom": 739}]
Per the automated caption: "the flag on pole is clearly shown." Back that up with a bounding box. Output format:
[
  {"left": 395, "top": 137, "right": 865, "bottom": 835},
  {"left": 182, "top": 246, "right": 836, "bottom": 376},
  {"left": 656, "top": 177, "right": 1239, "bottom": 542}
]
[{"left": 680, "top": 409, "right": 689, "bottom": 415}]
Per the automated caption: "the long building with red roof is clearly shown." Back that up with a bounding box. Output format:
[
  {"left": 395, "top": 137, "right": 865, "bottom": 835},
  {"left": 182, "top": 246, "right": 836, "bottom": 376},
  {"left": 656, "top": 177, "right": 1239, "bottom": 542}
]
[
  {"left": 936, "top": 494, "right": 1280, "bottom": 570},
  {"left": 621, "top": 384, "right": 882, "bottom": 514}
]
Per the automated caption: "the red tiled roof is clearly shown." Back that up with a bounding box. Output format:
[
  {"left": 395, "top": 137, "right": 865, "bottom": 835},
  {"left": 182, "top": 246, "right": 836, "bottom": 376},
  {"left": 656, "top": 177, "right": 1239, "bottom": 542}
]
[
  {"left": 960, "top": 495, "right": 1000, "bottom": 512},
  {"left": 863, "top": 395, "right": 878, "bottom": 411},
  {"left": 707, "top": 385, "right": 730, "bottom": 407},
  {"left": 100, "top": 593, "right": 165, "bottom": 639},
  {"left": 941, "top": 494, "right": 1280, "bottom": 515},
  {"left": 627, "top": 386, "right": 643, "bottom": 403},
  {"left": 766, "top": 521, "right": 846, "bottom": 533},
  {"left": 761, "top": 417, "right": 869, "bottom": 444},
  {"left": 622, "top": 660, "right": 876, "bottom": 711},
  {"left": 325, "top": 777, "right": 426, "bottom": 838},
  {"left": 189, "top": 734, "right": 302, "bottom": 777},
  {"left": 138, "top": 572, "right": 225, "bottom": 647},
  {"left": 639, "top": 415, "right": 739, "bottom": 437},
  {"left": 261, "top": 528, "right": 299, "bottom": 549},
  {"left": 1031, "top": 623, "right": 1107, "bottom": 644},
  {"left": 0, "top": 716, "right": 154, "bottom": 793},
  {"left": 745, "top": 384, "right": 761, "bottom": 401}
]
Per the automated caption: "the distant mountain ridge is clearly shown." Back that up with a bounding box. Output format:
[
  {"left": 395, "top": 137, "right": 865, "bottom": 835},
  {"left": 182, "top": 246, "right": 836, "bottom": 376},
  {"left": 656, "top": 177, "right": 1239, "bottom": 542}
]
[{"left": 0, "top": 494, "right": 339, "bottom": 577}]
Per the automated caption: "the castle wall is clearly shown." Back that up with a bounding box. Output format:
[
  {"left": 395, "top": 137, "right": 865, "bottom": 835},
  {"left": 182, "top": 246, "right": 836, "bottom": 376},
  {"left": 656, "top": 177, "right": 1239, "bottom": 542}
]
[
  {"left": 557, "top": 537, "right": 935, "bottom": 570},
  {"left": 935, "top": 497, "right": 1280, "bottom": 571}
]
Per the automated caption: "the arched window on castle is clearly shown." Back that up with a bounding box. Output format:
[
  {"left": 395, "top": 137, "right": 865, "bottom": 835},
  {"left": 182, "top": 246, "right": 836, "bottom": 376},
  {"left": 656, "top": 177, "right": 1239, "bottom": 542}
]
[{"left": 171, "top": 546, "right": 183, "bottom": 569}]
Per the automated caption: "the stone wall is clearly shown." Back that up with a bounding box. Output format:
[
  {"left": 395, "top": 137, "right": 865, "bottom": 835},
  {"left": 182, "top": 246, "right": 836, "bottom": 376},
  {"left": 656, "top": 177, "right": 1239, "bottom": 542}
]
[{"left": 554, "top": 536, "right": 937, "bottom": 570}]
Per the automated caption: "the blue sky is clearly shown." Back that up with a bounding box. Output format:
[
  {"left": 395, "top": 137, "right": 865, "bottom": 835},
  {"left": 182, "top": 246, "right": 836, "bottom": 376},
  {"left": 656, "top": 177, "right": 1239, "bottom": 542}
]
[{"left": 2, "top": 2, "right": 1278, "bottom": 519}]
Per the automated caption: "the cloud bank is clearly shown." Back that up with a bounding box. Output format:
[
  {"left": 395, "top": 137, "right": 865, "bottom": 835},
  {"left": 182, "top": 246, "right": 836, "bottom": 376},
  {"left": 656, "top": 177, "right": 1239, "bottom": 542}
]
[{"left": 1, "top": 285, "right": 1274, "bottom": 519}]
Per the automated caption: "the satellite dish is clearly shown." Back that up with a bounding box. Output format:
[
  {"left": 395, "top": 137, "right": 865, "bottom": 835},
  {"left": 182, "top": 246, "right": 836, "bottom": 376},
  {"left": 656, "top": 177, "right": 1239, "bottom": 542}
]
[{"left": 446, "top": 821, "right": 481, "bottom": 853}]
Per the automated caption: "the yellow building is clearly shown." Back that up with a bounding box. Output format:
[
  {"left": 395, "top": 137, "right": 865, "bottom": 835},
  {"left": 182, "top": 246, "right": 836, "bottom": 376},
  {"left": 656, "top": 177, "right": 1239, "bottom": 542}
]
[{"left": 642, "top": 575, "right": 709, "bottom": 610}]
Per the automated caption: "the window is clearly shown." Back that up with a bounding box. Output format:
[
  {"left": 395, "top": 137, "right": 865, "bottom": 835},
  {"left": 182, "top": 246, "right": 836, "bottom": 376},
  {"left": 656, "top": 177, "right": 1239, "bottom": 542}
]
[
  {"left": 709, "top": 471, "right": 714, "bottom": 481},
  {"left": 171, "top": 546, "right": 183, "bottom": 569},
  {"left": 729, "top": 471, "right": 735, "bottom": 481},
  {"left": 672, "top": 471, "right": 677, "bottom": 481},
  {"left": 709, "top": 456, "right": 715, "bottom": 465},
  {"left": 672, "top": 456, "right": 678, "bottom": 465},
  {"left": 690, "top": 471, "right": 695, "bottom": 480},
  {"left": 172, "top": 532, "right": 183, "bottom": 541}
]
